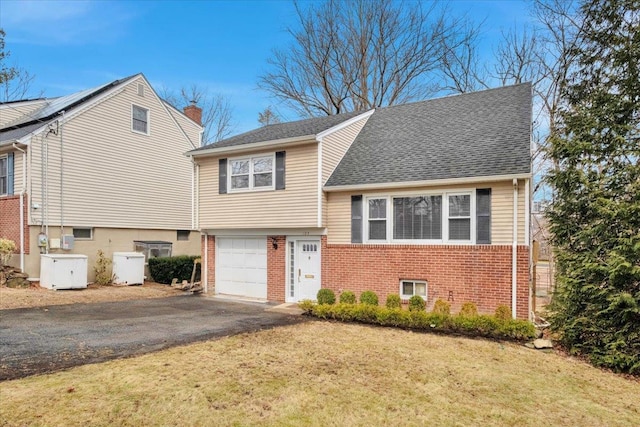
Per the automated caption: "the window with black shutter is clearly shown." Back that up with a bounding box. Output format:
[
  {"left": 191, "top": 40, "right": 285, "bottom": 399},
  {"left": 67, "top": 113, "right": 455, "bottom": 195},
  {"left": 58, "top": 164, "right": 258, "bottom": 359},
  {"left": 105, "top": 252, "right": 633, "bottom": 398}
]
[
  {"left": 476, "top": 189, "right": 491, "bottom": 244},
  {"left": 351, "top": 195, "right": 363, "bottom": 243}
]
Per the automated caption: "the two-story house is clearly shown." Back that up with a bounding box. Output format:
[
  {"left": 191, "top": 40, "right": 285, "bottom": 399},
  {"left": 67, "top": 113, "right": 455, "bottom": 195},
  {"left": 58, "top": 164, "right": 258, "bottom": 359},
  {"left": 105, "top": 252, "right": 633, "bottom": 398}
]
[
  {"left": 0, "top": 73, "right": 202, "bottom": 280},
  {"left": 188, "top": 83, "right": 532, "bottom": 319}
]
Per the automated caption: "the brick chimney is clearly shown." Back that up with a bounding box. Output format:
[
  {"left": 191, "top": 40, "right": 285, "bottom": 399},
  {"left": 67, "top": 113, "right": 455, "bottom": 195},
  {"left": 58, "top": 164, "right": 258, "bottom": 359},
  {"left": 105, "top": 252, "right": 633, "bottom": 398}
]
[{"left": 183, "top": 101, "right": 202, "bottom": 125}]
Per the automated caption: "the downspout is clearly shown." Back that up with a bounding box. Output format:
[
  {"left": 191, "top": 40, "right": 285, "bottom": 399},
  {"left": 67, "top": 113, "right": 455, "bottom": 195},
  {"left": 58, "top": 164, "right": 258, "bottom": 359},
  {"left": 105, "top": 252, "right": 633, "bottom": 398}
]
[
  {"left": 190, "top": 156, "right": 195, "bottom": 230},
  {"left": 59, "top": 112, "right": 65, "bottom": 236},
  {"left": 512, "top": 178, "right": 519, "bottom": 319},
  {"left": 203, "top": 232, "right": 208, "bottom": 293},
  {"left": 12, "top": 143, "right": 27, "bottom": 272},
  {"left": 525, "top": 178, "right": 531, "bottom": 321}
]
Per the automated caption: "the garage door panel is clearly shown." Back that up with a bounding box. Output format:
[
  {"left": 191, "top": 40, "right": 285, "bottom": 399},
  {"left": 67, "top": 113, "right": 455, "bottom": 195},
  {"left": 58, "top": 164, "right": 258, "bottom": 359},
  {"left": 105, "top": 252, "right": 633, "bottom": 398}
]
[{"left": 216, "top": 238, "right": 267, "bottom": 299}]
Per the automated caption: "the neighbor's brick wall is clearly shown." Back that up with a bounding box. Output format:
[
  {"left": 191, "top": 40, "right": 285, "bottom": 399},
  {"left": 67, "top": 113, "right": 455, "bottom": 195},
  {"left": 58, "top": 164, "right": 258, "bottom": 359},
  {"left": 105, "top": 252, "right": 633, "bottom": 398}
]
[
  {"left": 202, "top": 235, "right": 215, "bottom": 293},
  {"left": 0, "top": 195, "right": 30, "bottom": 254},
  {"left": 321, "top": 236, "right": 530, "bottom": 319},
  {"left": 267, "top": 236, "right": 286, "bottom": 301}
]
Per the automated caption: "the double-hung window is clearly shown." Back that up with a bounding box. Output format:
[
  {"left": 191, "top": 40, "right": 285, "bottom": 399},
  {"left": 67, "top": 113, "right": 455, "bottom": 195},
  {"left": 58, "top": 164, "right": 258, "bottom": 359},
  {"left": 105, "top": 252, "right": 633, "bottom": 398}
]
[
  {"left": 447, "top": 194, "right": 471, "bottom": 241},
  {"left": 229, "top": 155, "right": 274, "bottom": 191},
  {"left": 367, "top": 198, "right": 387, "bottom": 241},
  {"left": 0, "top": 156, "right": 7, "bottom": 196},
  {"left": 132, "top": 105, "right": 149, "bottom": 134}
]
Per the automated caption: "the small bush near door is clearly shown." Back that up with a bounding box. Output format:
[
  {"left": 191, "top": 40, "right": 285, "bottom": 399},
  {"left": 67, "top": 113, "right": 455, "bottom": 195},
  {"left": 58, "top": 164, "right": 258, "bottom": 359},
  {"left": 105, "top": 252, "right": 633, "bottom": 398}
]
[
  {"left": 148, "top": 255, "right": 201, "bottom": 284},
  {"left": 317, "top": 288, "right": 336, "bottom": 305}
]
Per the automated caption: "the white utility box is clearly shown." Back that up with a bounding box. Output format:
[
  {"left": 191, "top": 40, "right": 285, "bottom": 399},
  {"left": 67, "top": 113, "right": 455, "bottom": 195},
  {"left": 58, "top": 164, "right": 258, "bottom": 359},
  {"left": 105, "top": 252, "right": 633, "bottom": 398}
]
[
  {"left": 112, "top": 252, "right": 145, "bottom": 285},
  {"left": 40, "top": 254, "right": 88, "bottom": 289}
]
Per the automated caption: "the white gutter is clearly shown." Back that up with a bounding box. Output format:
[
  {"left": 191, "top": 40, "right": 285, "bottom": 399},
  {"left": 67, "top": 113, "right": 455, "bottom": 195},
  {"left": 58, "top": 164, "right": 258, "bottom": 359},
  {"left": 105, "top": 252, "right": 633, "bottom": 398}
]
[
  {"left": 512, "top": 178, "right": 519, "bottom": 319},
  {"left": 187, "top": 134, "right": 316, "bottom": 157},
  {"left": 324, "top": 173, "right": 532, "bottom": 192},
  {"left": 12, "top": 143, "right": 27, "bottom": 272},
  {"left": 203, "top": 232, "right": 208, "bottom": 293}
]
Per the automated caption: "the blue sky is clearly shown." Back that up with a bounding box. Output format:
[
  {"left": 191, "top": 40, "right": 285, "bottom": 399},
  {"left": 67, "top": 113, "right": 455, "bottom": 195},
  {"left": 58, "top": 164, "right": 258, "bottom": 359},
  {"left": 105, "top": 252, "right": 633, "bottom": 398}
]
[{"left": 0, "top": 0, "right": 532, "bottom": 134}]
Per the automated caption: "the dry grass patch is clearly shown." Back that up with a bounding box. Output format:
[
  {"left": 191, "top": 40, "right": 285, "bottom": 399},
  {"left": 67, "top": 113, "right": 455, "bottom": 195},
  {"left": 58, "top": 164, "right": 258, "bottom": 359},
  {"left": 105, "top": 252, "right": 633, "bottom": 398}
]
[
  {"left": 1, "top": 321, "right": 638, "bottom": 426},
  {"left": 0, "top": 282, "right": 181, "bottom": 310}
]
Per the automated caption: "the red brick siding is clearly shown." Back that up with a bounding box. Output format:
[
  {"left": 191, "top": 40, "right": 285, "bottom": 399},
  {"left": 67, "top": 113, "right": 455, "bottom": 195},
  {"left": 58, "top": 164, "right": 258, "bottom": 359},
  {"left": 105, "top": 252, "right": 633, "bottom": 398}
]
[
  {"left": 201, "top": 235, "right": 215, "bottom": 293},
  {"left": 0, "top": 195, "right": 30, "bottom": 254},
  {"left": 267, "top": 236, "right": 286, "bottom": 301},
  {"left": 321, "top": 236, "right": 530, "bottom": 319}
]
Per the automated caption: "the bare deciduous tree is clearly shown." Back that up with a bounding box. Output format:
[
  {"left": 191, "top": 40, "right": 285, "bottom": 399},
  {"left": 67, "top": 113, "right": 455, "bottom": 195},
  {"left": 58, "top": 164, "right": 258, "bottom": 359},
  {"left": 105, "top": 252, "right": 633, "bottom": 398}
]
[
  {"left": 258, "top": 106, "right": 281, "bottom": 126},
  {"left": 161, "top": 84, "right": 234, "bottom": 144},
  {"left": 0, "top": 28, "right": 39, "bottom": 102},
  {"left": 259, "top": 0, "right": 478, "bottom": 117}
]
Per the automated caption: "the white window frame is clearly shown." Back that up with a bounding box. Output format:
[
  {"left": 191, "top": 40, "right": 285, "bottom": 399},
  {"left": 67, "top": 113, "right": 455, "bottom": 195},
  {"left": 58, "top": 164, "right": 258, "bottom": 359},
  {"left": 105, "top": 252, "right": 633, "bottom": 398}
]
[
  {"left": 400, "top": 279, "right": 428, "bottom": 300},
  {"left": 444, "top": 192, "right": 474, "bottom": 244},
  {"left": 363, "top": 190, "right": 476, "bottom": 245},
  {"left": 0, "top": 155, "right": 7, "bottom": 196},
  {"left": 365, "top": 197, "right": 389, "bottom": 242},
  {"left": 132, "top": 104, "right": 149, "bottom": 135},
  {"left": 72, "top": 227, "right": 93, "bottom": 240},
  {"left": 228, "top": 153, "right": 275, "bottom": 193}
]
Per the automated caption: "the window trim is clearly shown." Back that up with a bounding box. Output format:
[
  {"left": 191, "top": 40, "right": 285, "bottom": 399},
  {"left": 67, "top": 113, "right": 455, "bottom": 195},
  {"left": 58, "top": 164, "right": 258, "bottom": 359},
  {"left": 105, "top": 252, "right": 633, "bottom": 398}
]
[
  {"left": 131, "top": 104, "right": 150, "bottom": 135},
  {"left": 72, "top": 227, "right": 93, "bottom": 240},
  {"left": 0, "top": 155, "right": 7, "bottom": 196},
  {"left": 400, "top": 279, "right": 428, "bottom": 300},
  {"left": 363, "top": 189, "right": 477, "bottom": 244},
  {"left": 445, "top": 192, "right": 474, "bottom": 243},
  {"left": 365, "top": 197, "right": 388, "bottom": 242},
  {"left": 227, "top": 153, "right": 276, "bottom": 193}
]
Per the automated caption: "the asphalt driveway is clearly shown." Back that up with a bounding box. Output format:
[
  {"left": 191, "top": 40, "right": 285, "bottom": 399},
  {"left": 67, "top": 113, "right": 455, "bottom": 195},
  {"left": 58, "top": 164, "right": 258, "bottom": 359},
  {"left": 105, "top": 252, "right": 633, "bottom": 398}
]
[{"left": 0, "top": 296, "right": 306, "bottom": 380}]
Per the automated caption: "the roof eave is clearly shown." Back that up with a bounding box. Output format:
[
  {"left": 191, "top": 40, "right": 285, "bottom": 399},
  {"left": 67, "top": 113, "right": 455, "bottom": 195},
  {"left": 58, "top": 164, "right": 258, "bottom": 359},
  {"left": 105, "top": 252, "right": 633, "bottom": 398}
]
[
  {"left": 323, "top": 173, "right": 532, "bottom": 192},
  {"left": 187, "top": 134, "right": 318, "bottom": 158}
]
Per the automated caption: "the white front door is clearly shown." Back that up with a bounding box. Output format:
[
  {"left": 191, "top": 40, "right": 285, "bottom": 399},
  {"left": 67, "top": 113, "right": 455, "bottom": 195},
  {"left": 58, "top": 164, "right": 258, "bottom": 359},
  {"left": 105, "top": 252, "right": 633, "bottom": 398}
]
[{"left": 294, "top": 240, "right": 321, "bottom": 301}]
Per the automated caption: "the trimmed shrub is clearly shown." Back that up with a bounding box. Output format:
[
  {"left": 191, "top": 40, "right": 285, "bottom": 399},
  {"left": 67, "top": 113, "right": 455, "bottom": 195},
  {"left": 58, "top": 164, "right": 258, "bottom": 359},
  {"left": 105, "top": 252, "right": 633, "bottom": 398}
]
[
  {"left": 359, "top": 290, "right": 379, "bottom": 306},
  {"left": 0, "top": 238, "right": 17, "bottom": 266},
  {"left": 408, "top": 295, "right": 426, "bottom": 312},
  {"left": 385, "top": 294, "right": 402, "bottom": 309},
  {"left": 339, "top": 290, "right": 357, "bottom": 304},
  {"left": 298, "top": 299, "right": 314, "bottom": 313},
  {"left": 148, "top": 255, "right": 201, "bottom": 284},
  {"left": 494, "top": 305, "right": 512, "bottom": 321},
  {"left": 317, "top": 288, "right": 336, "bottom": 305},
  {"left": 459, "top": 302, "right": 478, "bottom": 317},
  {"left": 300, "top": 302, "right": 535, "bottom": 341},
  {"left": 433, "top": 299, "right": 451, "bottom": 316}
]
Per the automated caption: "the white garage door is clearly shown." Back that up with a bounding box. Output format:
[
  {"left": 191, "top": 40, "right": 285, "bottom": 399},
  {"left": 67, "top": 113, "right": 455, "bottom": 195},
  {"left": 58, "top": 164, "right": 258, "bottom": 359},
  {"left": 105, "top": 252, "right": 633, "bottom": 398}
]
[{"left": 216, "top": 238, "right": 267, "bottom": 299}]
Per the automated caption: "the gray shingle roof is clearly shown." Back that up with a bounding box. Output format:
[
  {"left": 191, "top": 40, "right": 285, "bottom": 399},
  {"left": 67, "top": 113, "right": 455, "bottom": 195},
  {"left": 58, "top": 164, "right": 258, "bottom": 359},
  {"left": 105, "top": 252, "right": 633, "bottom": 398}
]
[
  {"left": 0, "top": 122, "right": 45, "bottom": 146},
  {"left": 189, "top": 111, "right": 364, "bottom": 152},
  {"left": 325, "top": 83, "right": 531, "bottom": 187}
]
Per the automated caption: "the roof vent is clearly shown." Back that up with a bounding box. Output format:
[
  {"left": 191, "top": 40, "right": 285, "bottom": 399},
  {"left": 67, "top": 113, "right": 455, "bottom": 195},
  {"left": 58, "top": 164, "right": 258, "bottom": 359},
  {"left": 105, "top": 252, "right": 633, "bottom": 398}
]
[{"left": 137, "top": 83, "right": 144, "bottom": 97}]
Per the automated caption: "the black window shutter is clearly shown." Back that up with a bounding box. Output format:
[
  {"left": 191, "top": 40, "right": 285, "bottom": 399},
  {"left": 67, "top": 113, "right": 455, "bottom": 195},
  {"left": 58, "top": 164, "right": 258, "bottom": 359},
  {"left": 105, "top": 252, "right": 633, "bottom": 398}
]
[
  {"left": 219, "top": 158, "right": 227, "bottom": 194},
  {"left": 351, "top": 195, "right": 363, "bottom": 243},
  {"left": 275, "top": 151, "right": 286, "bottom": 190},
  {"left": 7, "top": 152, "right": 14, "bottom": 195},
  {"left": 476, "top": 189, "right": 491, "bottom": 244}
]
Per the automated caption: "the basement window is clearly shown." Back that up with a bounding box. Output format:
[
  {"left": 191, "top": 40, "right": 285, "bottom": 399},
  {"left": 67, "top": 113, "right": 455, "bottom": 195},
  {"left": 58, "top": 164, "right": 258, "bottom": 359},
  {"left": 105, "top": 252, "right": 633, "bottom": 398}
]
[
  {"left": 72, "top": 228, "right": 93, "bottom": 240},
  {"left": 177, "top": 230, "right": 190, "bottom": 241},
  {"left": 400, "top": 280, "right": 427, "bottom": 300}
]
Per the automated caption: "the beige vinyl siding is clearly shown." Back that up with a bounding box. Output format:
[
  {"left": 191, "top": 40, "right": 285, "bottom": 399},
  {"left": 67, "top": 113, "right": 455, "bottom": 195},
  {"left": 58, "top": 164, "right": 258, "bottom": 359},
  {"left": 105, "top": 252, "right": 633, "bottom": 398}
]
[
  {"left": 165, "top": 104, "right": 201, "bottom": 148},
  {"left": 320, "top": 116, "right": 370, "bottom": 227},
  {"left": 321, "top": 116, "right": 370, "bottom": 184},
  {"left": 198, "top": 143, "right": 319, "bottom": 229},
  {"left": 327, "top": 180, "right": 528, "bottom": 245},
  {"left": 12, "top": 150, "right": 25, "bottom": 193},
  {"left": 0, "top": 100, "right": 48, "bottom": 127},
  {"left": 27, "top": 77, "right": 194, "bottom": 230}
]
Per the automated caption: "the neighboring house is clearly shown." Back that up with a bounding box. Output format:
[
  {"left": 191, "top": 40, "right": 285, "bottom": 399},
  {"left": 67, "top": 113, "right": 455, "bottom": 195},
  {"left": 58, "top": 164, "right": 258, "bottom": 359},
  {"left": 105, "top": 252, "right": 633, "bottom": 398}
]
[
  {"left": 0, "top": 73, "right": 203, "bottom": 280},
  {"left": 188, "top": 83, "right": 532, "bottom": 319}
]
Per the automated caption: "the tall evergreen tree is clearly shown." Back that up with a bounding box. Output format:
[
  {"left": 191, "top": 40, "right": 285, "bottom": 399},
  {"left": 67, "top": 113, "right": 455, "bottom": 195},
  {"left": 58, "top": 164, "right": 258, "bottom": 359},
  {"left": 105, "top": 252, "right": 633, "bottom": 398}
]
[{"left": 546, "top": 0, "right": 640, "bottom": 374}]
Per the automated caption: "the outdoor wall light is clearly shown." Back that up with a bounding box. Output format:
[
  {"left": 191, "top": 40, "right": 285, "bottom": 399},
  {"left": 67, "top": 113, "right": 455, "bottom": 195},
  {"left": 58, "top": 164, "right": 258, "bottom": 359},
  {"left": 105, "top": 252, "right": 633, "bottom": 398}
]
[{"left": 270, "top": 237, "right": 278, "bottom": 250}]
